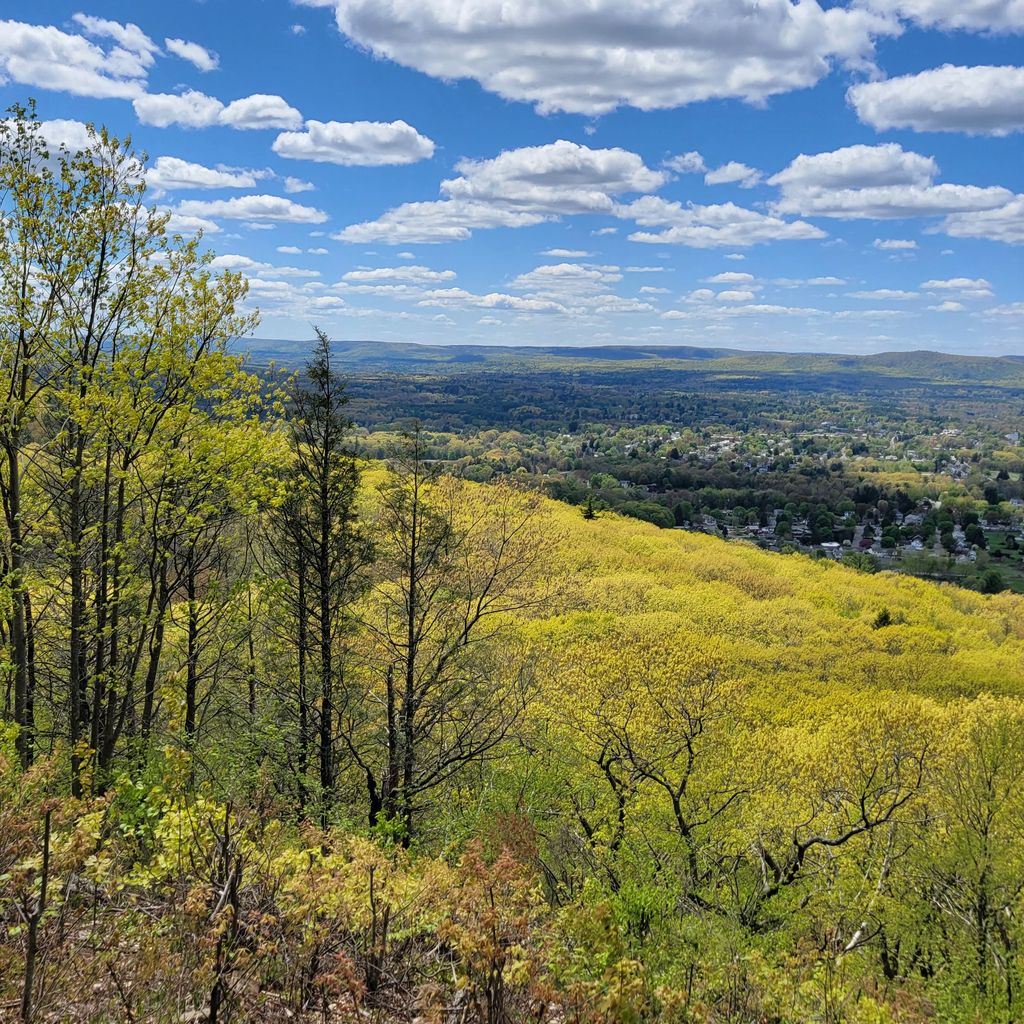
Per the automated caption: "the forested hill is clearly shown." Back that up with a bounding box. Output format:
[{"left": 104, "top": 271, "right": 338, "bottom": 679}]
[
  {"left": 242, "top": 336, "right": 1024, "bottom": 386},
  {"left": 8, "top": 478, "right": 1024, "bottom": 1020}
]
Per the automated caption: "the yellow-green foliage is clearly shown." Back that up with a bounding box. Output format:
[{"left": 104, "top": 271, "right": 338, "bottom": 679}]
[{"left": 529, "top": 502, "right": 1024, "bottom": 706}]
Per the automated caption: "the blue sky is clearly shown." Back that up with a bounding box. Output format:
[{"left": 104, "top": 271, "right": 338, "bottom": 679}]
[{"left": 1, "top": 1, "right": 1022, "bottom": 355}]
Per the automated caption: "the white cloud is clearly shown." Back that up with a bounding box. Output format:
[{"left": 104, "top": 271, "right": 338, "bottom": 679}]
[
  {"left": 342, "top": 265, "right": 456, "bottom": 282},
  {"left": 508, "top": 262, "right": 623, "bottom": 295},
  {"left": 724, "top": 252, "right": 747, "bottom": 260},
  {"left": 623, "top": 196, "right": 825, "bottom": 247},
  {"left": 133, "top": 90, "right": 302, "bottom": 129},
  {"left": 769, "top": 143, "right": 1012, "bottom": 219},
  {"left": 717, "top": 289, "right": 757, "bottom": 301},
  {"left": 860, "top": 0, "right": 1024, "bottom": 32},
  {"left": 0, "top": 17, "right": 152, "bottom": 99},
  {"left": 985, "top": 301, "right": 1024, "bottom": 317},
  {"left": 640, "top": 285, "right": 670, "bottom": 293},
  {"left": 418, "top": 287, "right": 566, "bottom": 313},
  {"left": 209, "top": 254, "right": 270, "bottom": 272},
  {"left": 444, "top": 141, "right": 665, "bottom": 211},
  {"left": 222, "top": 94, "right": 303, "bottom": 129},
  {"left": 705, "top": 161, "right": 763, "bottom": 188},
  {"left": 874, "top": 238, "right": 917, "bottom": 250},
  {"left": 939, "top": 196, "right": 1024, "bottom": 243},
  {"left": 849, "top": 65, "right": 1024, "bottom": 136},
  {"left": 337, "top": 201, "right": 545, "bottom": 244},
  {"left": 277, "top": 246, "right": 302, "bottom": 255},
  {"left": 283, "top": 176, "right": 315, "bottom": 193},
  {"left": 177, "top": 195, "right": 328, "bottom": 223},
  {"left": 272, "top": 119, "right": 435, "bottom": 165},
  {"left": 921, "top": 277, "right": 994, "bottom": 297},
  {"left": 337, "top": 140, "right": 664, "bottom": 243},
  {"left": 164, "top": 211, "right": 221, "bottom": 235},
  {"left": 772, "top": 276, "right": 847, "bottom": 286},
  {"left": 706, "top": 271, "right": 756, "bottom": 284},
  {"left": 541, "top": 248, "right": 593, "bottom": 257},
  {"left": 770, "top": 143, "right": 936, "bottom": 191},
  {"left": 71, "top": 13, "right": 158, "bottom": 60},
  {"left": 929, "top": 300, "right": 966, "bottom": 311},
  {"left": 210, "top": 254, "right": 320, "bottom": 280},
  {"left": 133, "top": 89, "right": 225, "bottom": 128},
  {"left": 22, "top": 117, "right": 93, "bottom": 153},
  {"left": 591, "top": 227, "right": 618, "bottom": 236},
  {"left": 310, "top": 0, "right": 891, "bottom": 114},
  {"left": 847, "top": 288, "right": 919, "bottom": 299},
  {"left": 165, "top": 37, "right": 219, "bottom": 72},
  {"left": 666, "top": 151, "right": 706, "bottom": 174},
  {"left": 147, "top": 156, "right": 271, "bottom": 192}
]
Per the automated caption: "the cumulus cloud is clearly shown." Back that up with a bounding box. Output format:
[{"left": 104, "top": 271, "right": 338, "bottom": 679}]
[
  {"left": 177, "top": 195, "right": 328, "bottom": 223},
  {"left": 849, "top": 65, "right": 1024, "bottom": 136},
  {"left": 417, "top": 288, "right": 566, "bottom": 313},
  {"left": 666, "top": 151, "right": 707, "bottom": 174},
  {"left": 164, "top": 37, "right": 219, "bottom": 72},
  {"left": 938, "top": 195, "right": 1024, "bottom": 243},
  {"left": 443, "top": 141, "right": 665, "bottom": 211},
  {"left": 0, "top": 16, "right": 154, "bottom": 98},
  {"left": 221, "top": 95, "right": 304, "bottom": 129},
  {"left": 508, "top": 262, "right": 623, "bottom": 295},
  {"left": 921, "top": 277, "right": 994, "bottom": 297},
  {"left": 306, "top": 0, "right": 892, "bottom": 115},
  {"left": 164, "top": 212, "right": 221, "bottom": 235},
  {"left": 272, "top": 120, "right": 434, "bottom": 166},
  {"left": 874, "top": 238, "right": 917, "bottom": 250},
  {"left": 541, "top": 248, "right": 593, "bottom": 257},
  {"left": 622, "top": 196, "right": 825, "bottom": 247},
  {"left": 706, "top": 271, "right": 756, "bottom": 284},
  {"left": 860, "top": 0, "right": 1024, "bottom": 32},
  {"left": 337, "top": 140, "right": 665, "bottom": 243},
  {"left": 147, "top": 156, "right": 271, "bottom": 193},
  {"left": 705, "top": 161, "right": 763, "bottom": 188},
  {"left": 770, "top": 143, "right": 937, "bottom": 191},
  {"left": 283, "top": 176, "right": 315, "bottom": 193},
  {"left": 134, "top": 90, "right": 224, "bottom": 128},
  {"left": 929, "top": 300, "right": 966, "bottom": 311},
  {"left": 134, "top": 90, "right": 302, "bottom": 129},
  {"left": 769, "top": 143, "right": 1012, "bottom": 218},
  {"left": 337, "top": 202, "right": 546, "bottom": 244},
  {"left": 342, "top": 265, "right": 456, "bottom": 282},
  {"left": 209, "top": 254, "right": 320, "bottom": 279},
  {"left": 847, "top": 288, "right": 919, "bottom": 299},
  {"left": 17, "top": 117, "right": 93, "bottom": 153}
]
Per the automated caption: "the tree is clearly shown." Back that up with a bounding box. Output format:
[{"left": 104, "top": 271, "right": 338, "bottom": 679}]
[
  {"left": 344, "top": 432, "right": 554, "bottom": 841},
  {"left": 0, "top": 103, "right": 263, "bottom": 793},
  {"left": 265, "top": 329, "right": 371, "bottom": 819}
]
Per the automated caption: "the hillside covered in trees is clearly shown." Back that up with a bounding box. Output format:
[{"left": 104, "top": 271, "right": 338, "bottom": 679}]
[{"left": 6, "top": 107, "right": 1024, "bottom": 1024}]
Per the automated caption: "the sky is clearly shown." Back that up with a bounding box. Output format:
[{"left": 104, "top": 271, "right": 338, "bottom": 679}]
[{"left": 1, "top": 1, "right": 1022, "bottom": 356}]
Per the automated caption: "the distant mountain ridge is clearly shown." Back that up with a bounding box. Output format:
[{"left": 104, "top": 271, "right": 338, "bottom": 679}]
[{"left": 238, "top": 337, "right": 1024, "bottom": 387}]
